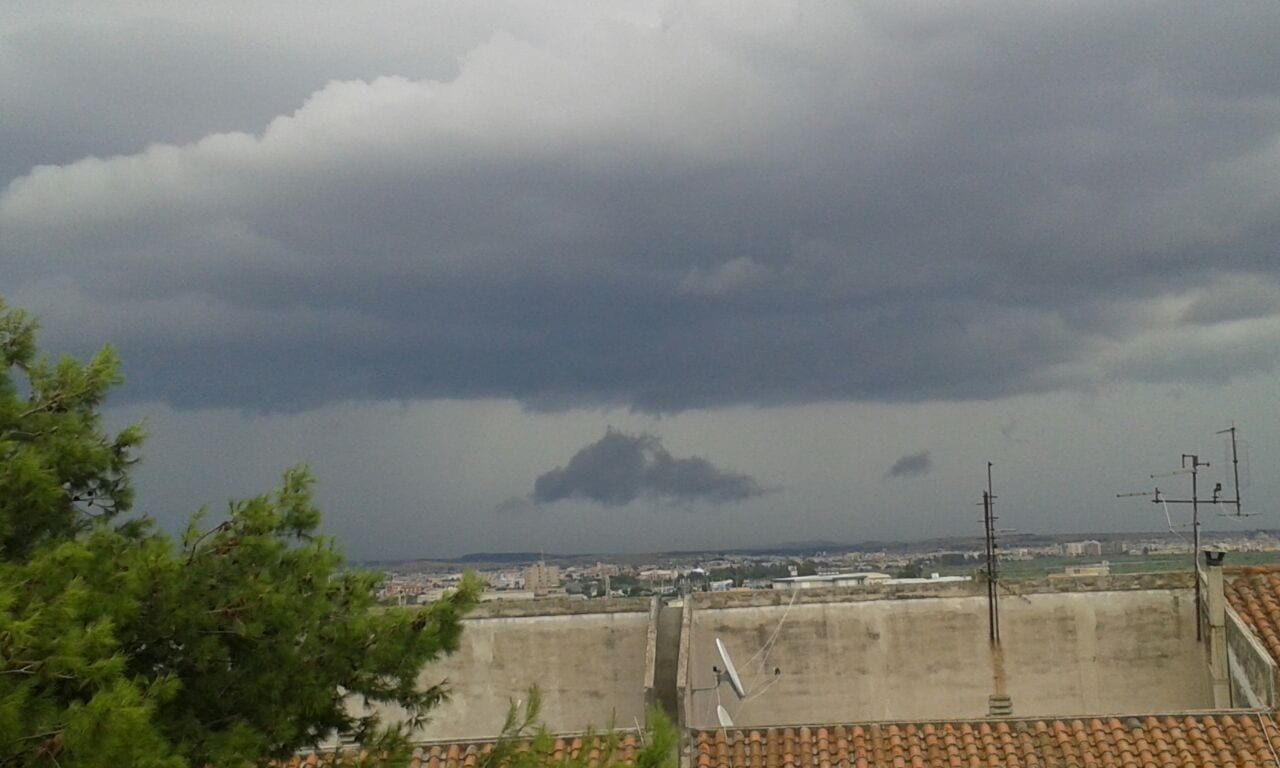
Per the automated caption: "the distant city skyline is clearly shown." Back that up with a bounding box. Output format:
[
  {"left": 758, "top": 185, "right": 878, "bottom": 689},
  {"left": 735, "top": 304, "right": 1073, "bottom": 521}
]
[{"left": 368, "top": 527, "right": 1280, "bottom": 566}]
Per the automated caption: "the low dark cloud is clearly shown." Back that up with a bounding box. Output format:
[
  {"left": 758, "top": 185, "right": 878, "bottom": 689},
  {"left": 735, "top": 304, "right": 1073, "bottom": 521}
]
[
  {"left": 532, "top": 429, "right": 767, "bottom": 507},
  {"left": 886, "top": 451, "right": 932, "bottom": 480},
  {"left": 3, "top": 3, "right": 1280, "bottom": 413}
]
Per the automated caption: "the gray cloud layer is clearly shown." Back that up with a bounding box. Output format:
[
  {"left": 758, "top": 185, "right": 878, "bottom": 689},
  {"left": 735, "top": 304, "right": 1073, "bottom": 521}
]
[
  {"left": 886, "top": 451, "right": 932, "bottom": 479},
  {"left": 532, "top": 429, "right": 766, "bottom": 506},
  {"left": 3, "top": 3, "right": 1280, "bottom": 413}
]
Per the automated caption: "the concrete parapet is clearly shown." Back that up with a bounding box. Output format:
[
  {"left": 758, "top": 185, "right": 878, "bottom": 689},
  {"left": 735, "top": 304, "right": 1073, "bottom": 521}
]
[
  {"left": 1030, "top": 571, "right": 1195, "bottom": 593},
  {"left": 684, "top": 588, "right": 1212, "bottom": 728},
  {"left": 685, "top": 571, "right": 1195, "bottom": 612},
  {"left": 467, "top": 595, "right": 652, "bottom": 619},
  {"left": 374, "top": 573, "right": 1231, "bottom": 740},
  {"left": 676, "top": 598, "right": 693, "bottom": 730},
  {"left": 644, "top": 597, "right": 660, "bottom": 694},
  {"left": 1226, "top": 603, "right": 1277, "bottom": 707},
  {"left": 406, "top": 610, "right": 651, "bottom": 740}
]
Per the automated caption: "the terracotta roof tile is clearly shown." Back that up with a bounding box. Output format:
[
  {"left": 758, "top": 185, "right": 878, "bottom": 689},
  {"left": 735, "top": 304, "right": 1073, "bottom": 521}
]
[
  {"left": 272, "top": 729, "right": 653, "bottom": 768},
  {"left": 692, "top": 713, "right": 1280, "bottom": 768}
]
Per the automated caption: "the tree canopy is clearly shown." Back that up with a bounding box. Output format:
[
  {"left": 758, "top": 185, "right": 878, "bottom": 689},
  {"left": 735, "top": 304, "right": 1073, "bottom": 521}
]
[{"left": 0, "top": 298, "right": 480, "bottom": 767}]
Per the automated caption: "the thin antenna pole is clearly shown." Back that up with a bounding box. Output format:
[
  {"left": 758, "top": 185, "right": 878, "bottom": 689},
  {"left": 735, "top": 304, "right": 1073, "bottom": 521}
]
[
  {"left": 979, "top": 462, "right": 1000, "bottom": 646},
  {"left": 1231, "top": 427, "right": 1242, "bottom": 510},
  {"left": 983, "top": 490, "right": 994, "bottom": 644},
  {"left": 1167, "top": 452, "right": 1210, "bottom": 642},
  {"left": 989, "top": 463, "right": 999, "bottom": 645},
  {"left": 1184, "top": 454, "right": 1206, "bottom": 641}
]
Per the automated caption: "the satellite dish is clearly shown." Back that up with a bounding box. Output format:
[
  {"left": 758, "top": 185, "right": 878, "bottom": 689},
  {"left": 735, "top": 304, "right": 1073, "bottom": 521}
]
[
  {"left": 716, "top": 705, "right": 734, "bottom": 728},
  {"left": 715, "top": 637, "right": 747, "bottom": 699}
]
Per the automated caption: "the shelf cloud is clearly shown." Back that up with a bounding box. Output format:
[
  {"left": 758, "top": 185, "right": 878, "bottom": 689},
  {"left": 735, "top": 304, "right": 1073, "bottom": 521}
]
[{"left": 3, "top": 3, "right": 1279, "bottom": 414}]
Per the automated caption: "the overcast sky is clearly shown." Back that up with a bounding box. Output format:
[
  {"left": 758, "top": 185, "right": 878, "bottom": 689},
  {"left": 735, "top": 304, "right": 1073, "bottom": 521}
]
[{"left": 4, "top": 1, "right": 1279, "bottom": 560}]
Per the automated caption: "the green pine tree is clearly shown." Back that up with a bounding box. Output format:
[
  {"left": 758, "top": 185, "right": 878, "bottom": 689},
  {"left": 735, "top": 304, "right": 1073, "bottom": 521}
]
[{"left": 0, "top": 298, "right": 480, "bottom": 767}]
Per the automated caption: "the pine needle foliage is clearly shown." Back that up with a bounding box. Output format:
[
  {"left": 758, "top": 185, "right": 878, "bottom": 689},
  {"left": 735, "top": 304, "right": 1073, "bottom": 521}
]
[
  {"left": 479, "top": 689, "right": 677, "bottom": 768},
  {"left": 0, "top": 298, "right": 480, "bottom": 767}
]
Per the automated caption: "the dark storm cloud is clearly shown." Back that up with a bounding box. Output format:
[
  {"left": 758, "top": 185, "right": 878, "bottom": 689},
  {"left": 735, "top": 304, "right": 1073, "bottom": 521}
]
[
  {"left": 3, "top": 2, "right": 1280, "bottom": 413},
  {"left": 886, "top": 451, "right": 932, "bottom": 480},
  {"left": 532, "top": 429, "right": 767, "bottom": 506}
]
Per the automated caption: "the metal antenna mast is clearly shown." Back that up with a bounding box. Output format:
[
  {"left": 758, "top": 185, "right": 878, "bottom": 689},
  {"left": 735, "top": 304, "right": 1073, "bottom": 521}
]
[
  {"left": 980, "top": 462, "right": 1013, "bottom": 717},
  {"left": 980, "top": 462, "right": 1000, "bottom": 645},
  {"left": 1116, "top": 424, "right": 1247, "bottom": 643}
]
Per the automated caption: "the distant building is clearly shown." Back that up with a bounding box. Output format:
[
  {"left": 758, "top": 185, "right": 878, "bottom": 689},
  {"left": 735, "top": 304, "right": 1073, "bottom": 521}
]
[
  {"left": 1062, "top": 540, "right": 1103, "bottom": 557},
  {"left": 1101, "top": 539, "right": 1128, "bottom": 555},
  {"left": 770, "top": 571, "right": 888, "bottom": 589},
  {"left": 770, "top": 572, "right": 972, "bottom": 590},
  {"left": 639, "top": 568, "right": 678, "bottom": 582},
  {"left": 591, "top": 562, "right": 621, "bottom": 578},
  {"left": 523, "top": 561, "right": 561, "bottom": 595}
]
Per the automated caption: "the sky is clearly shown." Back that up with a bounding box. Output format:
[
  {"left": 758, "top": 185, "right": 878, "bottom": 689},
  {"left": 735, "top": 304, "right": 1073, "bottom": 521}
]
[{"left": 3, "top": 1, "right": 1279, "bottom": 560}]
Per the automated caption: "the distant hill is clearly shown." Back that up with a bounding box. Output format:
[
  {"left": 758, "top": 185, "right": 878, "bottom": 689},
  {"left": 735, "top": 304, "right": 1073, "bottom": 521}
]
[{"left": 455, "top": 551, "right": 562, "bottom": 564}]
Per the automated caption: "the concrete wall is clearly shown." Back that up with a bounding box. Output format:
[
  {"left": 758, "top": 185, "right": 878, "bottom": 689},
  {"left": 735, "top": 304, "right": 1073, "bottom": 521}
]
[
  {"left": 683, "top": 589, "right": 1213, "bottom": 728},
  {"left": 391, "top": 610, "right": 652, "bottom": 741},
  {"left": 367, "top": 576, "right": 1226, "bottom": 740},
  {"left": 1226, "top": 604, "right": 1277, "bottom": 708}
]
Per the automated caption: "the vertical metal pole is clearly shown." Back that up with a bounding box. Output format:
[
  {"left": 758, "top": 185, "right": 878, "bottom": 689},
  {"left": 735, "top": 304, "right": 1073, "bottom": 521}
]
[
  {"left": 1181, "top": 453, "right": 1206, "bottom": 642},
  {"left": 1229, "top": 427, "right": 1242, "bottom": 513},
  {"left": 988, "top": 463, "right": 999, "bottom": 645},
  {"left": 1192, "top": 460, "right": 1202, "bottom": 642},
  {"left": 983, "top": 489, "right": 994, "bottom": 645}
]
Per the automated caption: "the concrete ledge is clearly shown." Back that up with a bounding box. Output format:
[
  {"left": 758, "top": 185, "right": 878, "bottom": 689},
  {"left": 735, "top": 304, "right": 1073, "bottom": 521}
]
[
  {"left": 686, "top": 571, "right": 1195, "bottom": 610},
  {"left": 676, "top": 598, "right": 693, "bottom": 730},
  {"left": 1226, "top": 603, "right": 1277, "bottom": 708},
  {"left": 644, "top": 597, "right": 660, "bottom": 692},
  {"left": 466, "top": 595, "right": 652, "bottom": 619}
]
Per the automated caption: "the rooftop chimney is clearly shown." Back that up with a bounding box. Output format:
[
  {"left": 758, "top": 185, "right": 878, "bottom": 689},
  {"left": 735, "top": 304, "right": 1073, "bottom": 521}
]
[{"left": 1202, "top": 548, "right": 1230, "bottom": 707}]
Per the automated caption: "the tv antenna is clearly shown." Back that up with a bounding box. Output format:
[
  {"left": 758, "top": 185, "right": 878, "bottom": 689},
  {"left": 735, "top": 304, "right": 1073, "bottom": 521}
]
[
  {"left": 1116, "top": 424, "right": 1247, "bottom": 642},
  {"left": 978, "top": 462, "right": 1001, "bottom": 645},
  {"left": 978, "top": 462, "right": 1015, "bottom": 716}
]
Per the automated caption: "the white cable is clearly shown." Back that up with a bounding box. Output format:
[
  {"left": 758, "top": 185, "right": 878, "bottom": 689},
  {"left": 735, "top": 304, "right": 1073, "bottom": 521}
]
[
  {"left": 742, "top": 674, "right": 783, "bottom": 703},
  {"left": 744, "top": 586, "right": 799, "bottom": 687},
  {"left": 1162, "top": 500, "right": 1191, "bottom": 545}
]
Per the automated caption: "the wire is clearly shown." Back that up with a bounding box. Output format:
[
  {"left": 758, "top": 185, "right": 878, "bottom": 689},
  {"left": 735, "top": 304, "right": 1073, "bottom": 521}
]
[
  {"left": 1161, "top": 499, "right": 1192, "bottom": 544},
  {"left": 742, "top": 586, "right": 799, "bottom": 688},
  {"left": 742, "top": 674, "right": 783, "bottom": 703}
]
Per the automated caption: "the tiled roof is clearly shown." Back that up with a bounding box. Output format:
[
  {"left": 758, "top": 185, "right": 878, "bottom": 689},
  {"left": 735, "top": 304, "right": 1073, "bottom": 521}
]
[
  {"left": 692, "top": 713, "right": 1280, "bottom": 768},
  {"left": 278, "top": 733, "right": 641, "bottom": 767},
  {"left": 1227, "top": 567, "right": 1280, "bottom": 664}
]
